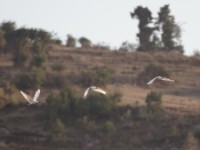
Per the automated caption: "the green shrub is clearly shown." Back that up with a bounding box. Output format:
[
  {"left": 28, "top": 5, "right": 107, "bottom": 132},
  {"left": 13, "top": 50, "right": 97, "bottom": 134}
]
[
  {"left": 45, "top": 87, "right": 119, "bottom": 128},
  {"left": 74, "top": 91, "right": 120, "bottom": 119},
  {"left": 94, "top": 66, "right": 113, "bottom": 85},
  {"left": 79, "top": 66, "right": 113, "bottom": 86},
  {"left": 30, "top": 53, "right": 46, "bottom": 67},
  {"left": 86, "top": 94, "right": 117, "bottom": 118},
  {"left": 102, "top": 120, "right": 116, "bottom": 135},
  {"left": 30, "top": 40, "right": 47, "bottom": 68},
  {"left": 145, "top": 91, "right": 163, "bottom": 114},
  {"left": 45, "top": 87, "right": 81, "bottom": 121},
  {"left": 146, "top": 91, "right": 162, "bottom": 105},
  {"left": 13, "top": 50, "right": 30, "bottom": 67},
  {"left": 15, "top": 69, "right": 44, "bottom": 90}
]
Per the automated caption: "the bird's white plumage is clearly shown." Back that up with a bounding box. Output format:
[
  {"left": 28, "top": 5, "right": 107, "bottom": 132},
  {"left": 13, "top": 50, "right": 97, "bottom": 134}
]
[
  {"left": 20, "top": 91, "right": 33, "bottom": 103},
  {"left": 83, "top": 87, "right": 91, "bottom": 98},
  {"left": 33, "top": 89, "right": 40, "bottom": 102},
  {"left": 147, "top": 76, "right": 174, "bottom": 85},
  {"left": 20, "top": 89, "right": 40, "bottom": 105},
  {"left": 93, "top": 88, "right": 106, "bottom": 95},
  {"left": 83, "top": 86, "right": 106, "bottom": 99}
]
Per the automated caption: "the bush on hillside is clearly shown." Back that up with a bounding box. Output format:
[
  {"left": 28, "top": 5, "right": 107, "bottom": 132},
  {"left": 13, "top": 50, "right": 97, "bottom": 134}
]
[
  {"left": 30, "top": 41, "right": 47, "bottom": 68},
  {"left": 13, "top": 50, "right": 30, "bottom": 67},
  {"left": 45, "top": 85, "right": 121, "bottom": 122},
  {"left": 14, "top": 69, "right": 44, "bottom": 90},
  {"left": 101, "top": 120, "right": 116, "bottom": 135},
  {"left": 80, "top": 93, "right": 118, "bottom": 119},
  {"left": 79, "top": 66, "right": 113, "bottom": 87},
  {"left": 45, "top": 86, "right": 81, "bottom": 125},
  {"left": 30, "top": 53, "right": 46, "bottom": 67},
  {"left": 145, "top": 91, "right": 163, "bottom": 114}
]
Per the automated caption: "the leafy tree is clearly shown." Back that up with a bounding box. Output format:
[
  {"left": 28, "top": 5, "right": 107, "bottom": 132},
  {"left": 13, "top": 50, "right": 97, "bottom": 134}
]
[
  {"left": 66, "top": 34, "right": 76, "bottom": 47},
  {"left": 2, "top": 25, "right": 51, "bottom": 66},
  {"left": 28, "top": 28, "right": 51, "bottom": 43},
  {"left": 8, "top": 28, "right": 32, "bottom": 66},
  {"left": 1, "top": 21, "right": 16, "bottom": 33},
  {"left": 79, "top": 37, "right": 91, "bottom": 48},
  {"left": 130, "top": 6, "right": 159, "bottom": 51},
  {"left": 157, "top": 5, "right": 184, "bottom": 53}
]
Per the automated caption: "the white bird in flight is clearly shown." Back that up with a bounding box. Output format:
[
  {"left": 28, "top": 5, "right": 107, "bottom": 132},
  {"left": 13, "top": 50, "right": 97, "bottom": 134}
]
[
  {"left": 20, "top": 89, "right": 40, "bottom": 105},
  {"left": 83, "top": 86, "right": 106, "bottom": 99},
  {"left": 147, "top": 76, "right": 174, "bottom": 85}
]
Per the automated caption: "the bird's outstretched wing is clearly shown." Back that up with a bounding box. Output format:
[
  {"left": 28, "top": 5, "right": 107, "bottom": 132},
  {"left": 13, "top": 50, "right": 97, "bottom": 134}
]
[
  {"left": 93, "top": 88, "right": 107, "bottom": 95},
  {"left": 147, "top": 76, "right": 161, "bottom": 85},
  {"left": 160, "top": 77, "right": 174, "bottom": 82},
  {"left": 33, "top": 89, "right": 40, "bottom": 102},
  {"left": 147, "top": 76, "right": 174, "bottom": 85},
  {"left": 83, "top": 87, "right": 90, "bottom": 99},
  {"left": 20, "top": 91, "right": 33, "bottom": 104}
]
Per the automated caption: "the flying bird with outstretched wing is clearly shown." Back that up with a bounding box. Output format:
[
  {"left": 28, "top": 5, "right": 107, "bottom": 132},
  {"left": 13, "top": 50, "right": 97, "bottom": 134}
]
[
  {"left": 20, "top": 89, "right": 40, "bottom": 105},
  {"left": 83, "top": 86, "right": 106, "bottom": 99},
  {"left": 147, "top": 76, "right": 174, "bottom": 85}
]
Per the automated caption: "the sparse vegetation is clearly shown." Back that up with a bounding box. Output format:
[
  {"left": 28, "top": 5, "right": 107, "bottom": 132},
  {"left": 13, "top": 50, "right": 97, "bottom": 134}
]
[
  {"left": 79, "top": 66, "right": 113, "bottom": 87},
  {"left": 0, "top": 20, "right": 199, "bottom": 150},
  {"left": 14, "top": 68, "right": 45, "bottom": 90},
  {"left": 146, "top": 91, "right": 162, "bottom": 106},
  {"left": 145, "top": 91, "right": 163, "bottom": 115}
]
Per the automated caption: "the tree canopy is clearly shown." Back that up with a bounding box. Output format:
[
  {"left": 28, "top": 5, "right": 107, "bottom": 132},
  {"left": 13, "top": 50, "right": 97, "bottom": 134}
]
[{"left": 131, "top": 4, "right": 184, "bottom": 53}]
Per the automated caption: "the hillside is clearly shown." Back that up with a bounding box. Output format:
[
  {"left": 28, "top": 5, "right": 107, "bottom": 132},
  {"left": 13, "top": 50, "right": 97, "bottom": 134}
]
[
  {"left": 0, "top": 44, "right": 200, "bottom": 150},
  {"left": 48, "top": 45, "right": 200, "bottom": 112}
]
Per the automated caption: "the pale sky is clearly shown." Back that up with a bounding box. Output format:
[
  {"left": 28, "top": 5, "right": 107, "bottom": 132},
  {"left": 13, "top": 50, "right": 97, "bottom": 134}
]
[{"left": 0, "top": 0, "right": 199, "bottom": 56}]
